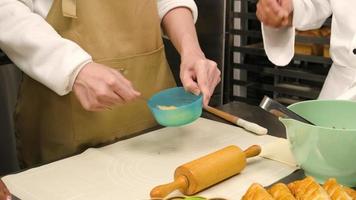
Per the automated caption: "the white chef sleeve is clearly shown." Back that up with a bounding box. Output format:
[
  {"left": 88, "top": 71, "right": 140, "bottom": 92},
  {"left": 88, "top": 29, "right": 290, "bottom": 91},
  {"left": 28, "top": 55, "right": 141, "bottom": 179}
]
[
  {"left": 292, "top": 0, "right": 332, "bottom": 30},
  {"left": 0, "top": 0, "right": 92, "bottom": 96},
  {"left": 157, "top": 0, "right": 198, "bottom": 23}
]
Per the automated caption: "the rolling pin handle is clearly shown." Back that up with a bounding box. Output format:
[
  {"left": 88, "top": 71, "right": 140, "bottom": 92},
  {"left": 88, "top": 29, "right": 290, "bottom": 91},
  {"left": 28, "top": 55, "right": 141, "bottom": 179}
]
[
  {"left": 244, "top": 145, "right": 261, "bottom": 158},
  {"left": 150, "top": 175, "right": 188, "bottom": 198}
]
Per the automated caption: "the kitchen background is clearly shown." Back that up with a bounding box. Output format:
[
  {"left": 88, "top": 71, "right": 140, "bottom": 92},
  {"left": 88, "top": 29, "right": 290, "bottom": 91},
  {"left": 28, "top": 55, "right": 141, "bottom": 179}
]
[{"left": 0, "top": 0, "right": 331, "bottom": 175}]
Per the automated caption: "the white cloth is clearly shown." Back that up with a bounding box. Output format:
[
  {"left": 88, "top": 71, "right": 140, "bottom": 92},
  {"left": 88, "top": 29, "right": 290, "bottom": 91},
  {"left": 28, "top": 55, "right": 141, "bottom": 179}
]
[
  {"left": 2, "top": 118, "right": 297, "bottom": 200},
  {"left": 260, "top": 137, "right": 298, "bottom": 167},
  {"left": 0, "top": 0, "right": 198, "bottom": 95},
  {"left": 262, "top": 0, "right": 356, "bottom": 100}
]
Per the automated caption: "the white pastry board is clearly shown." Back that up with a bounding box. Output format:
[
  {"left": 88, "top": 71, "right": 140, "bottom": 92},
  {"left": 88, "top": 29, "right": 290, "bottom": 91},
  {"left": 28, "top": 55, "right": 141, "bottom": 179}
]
[{"left": 2, "top": 118, "right": 297, "bottom": 200}]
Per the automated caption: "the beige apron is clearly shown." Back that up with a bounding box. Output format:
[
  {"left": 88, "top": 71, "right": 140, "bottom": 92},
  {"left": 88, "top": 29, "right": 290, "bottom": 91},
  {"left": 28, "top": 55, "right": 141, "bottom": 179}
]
[{"left": 15, "top": 0, "right": 176, "bottom": 167}]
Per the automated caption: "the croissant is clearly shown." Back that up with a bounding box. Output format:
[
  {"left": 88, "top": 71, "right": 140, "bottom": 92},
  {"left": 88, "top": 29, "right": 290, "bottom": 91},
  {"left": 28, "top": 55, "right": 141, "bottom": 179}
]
[
  {"left": 343, "top": 186, "right": 356, "bottom": 200},
  {"left": 242, "top": 183, "right": 274, "bottom": 200},
  {"left": 268, "top": 183, "right": 296, "bottom": 200},
  {"left": 288, "top": 176, "right": 331, "bottom": 200},
  {"left": 323, "top": 178, "right": 352, "bottom": 200}
]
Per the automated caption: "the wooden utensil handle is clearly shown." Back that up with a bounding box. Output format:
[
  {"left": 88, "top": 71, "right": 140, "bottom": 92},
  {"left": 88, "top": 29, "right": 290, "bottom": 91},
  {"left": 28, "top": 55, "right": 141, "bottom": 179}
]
[
  {"left": 244, "top": 145, "right": 261, "bottom": 158},
  {"left": 205, "top": 106, "right": 268, "bottom": 135},
  {"left": 204, "top": 106, "right": 238, "bottom": 123},
  {"left": 150, "top": 175, "right": 188, "bottom": 198}
]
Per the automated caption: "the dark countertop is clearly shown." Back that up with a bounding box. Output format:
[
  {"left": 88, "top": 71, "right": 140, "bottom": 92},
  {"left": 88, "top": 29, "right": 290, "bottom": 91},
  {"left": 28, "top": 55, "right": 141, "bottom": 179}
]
[
  {"left": 11, "top": 101, "right": 305, "bottom": 200},
  {"left": 203, "top": 101, "right": 287, "bottom": 138}
]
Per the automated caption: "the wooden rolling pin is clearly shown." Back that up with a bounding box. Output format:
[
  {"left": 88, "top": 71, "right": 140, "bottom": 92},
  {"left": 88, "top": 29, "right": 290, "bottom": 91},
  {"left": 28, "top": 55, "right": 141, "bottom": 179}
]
[
  {"left": 204, "top": 106, "right": 268, "bottom": 135},
  {"left": 150, "top": 145, "right": 261, "bottom": 198}
]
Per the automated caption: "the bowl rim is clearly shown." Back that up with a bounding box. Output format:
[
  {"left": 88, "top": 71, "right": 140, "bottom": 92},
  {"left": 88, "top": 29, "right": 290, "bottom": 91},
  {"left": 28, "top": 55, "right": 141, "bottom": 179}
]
[
  {"left": 147, "top": 87, "right": 203, "bottom": 112},
  {"left": 285, "top": 99, "right": 356, "bottom": 132}
]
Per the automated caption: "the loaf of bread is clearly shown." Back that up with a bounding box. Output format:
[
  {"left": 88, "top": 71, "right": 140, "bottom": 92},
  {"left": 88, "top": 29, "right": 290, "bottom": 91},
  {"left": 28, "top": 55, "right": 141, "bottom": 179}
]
[
  {"left": 344, "top": 186, "right": 356, "bottom": 200},
  {"left": 295, "top": 27, "right": 331, "bottom": 57},
  {"left": 323, "top": 178, "right": 353, "bottom": 200},
  {"left": 268, "top": 183, "right": 296, "bottom": 200},
  {"left": 288, "top": 176, "right": 331, "bottom": 200},
  {"left": 240, "top": 177, "right": 356, "bottom": 200},
  {"left": 242, "top": 183, "right": 274, "bottom": 200}
]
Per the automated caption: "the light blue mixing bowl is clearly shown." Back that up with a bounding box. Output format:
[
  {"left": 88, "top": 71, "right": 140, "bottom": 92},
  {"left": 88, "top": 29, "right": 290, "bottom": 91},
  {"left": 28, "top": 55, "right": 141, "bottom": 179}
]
[
  {"left": 147, "top": 87, "right": 202, "bottom": 127},
  {"left": 280, "top": 100, "right": 356, "bottom": 187}
]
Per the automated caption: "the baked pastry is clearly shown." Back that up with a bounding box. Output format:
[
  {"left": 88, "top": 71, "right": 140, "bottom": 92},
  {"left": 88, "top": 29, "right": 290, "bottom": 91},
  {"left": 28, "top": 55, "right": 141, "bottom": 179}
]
[
  {"left": 268, "top": 183, "right": 296, "bottom": 200},
  {"left": 288, "top": 176, "right": 331, "bottom": 200},
  {"left": 323, "top": 178, "right": 352, "bottom": 200},
  {"left": 242, "top": 183, "right": 274, "bottom": 200},
  {"left": 343, "top": 186, "right": 356, "bottom": 200}
]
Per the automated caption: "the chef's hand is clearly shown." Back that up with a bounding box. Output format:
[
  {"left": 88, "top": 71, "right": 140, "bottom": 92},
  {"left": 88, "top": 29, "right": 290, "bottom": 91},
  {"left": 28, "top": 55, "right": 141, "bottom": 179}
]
[
  {"left": 160, "top": 7, "right": 221, "bottom": 106},
  {"left": 256, "top": 0, "right": 293, "bottom": 28},
  {"left": 180, "top": 51, "right": 221, "bottom": 107},
  {"left": 73, "top": 62, "right": 140, "bottom": 111},
  {"left": 0, "top": 180, "right": 11, "bottom": 200}
]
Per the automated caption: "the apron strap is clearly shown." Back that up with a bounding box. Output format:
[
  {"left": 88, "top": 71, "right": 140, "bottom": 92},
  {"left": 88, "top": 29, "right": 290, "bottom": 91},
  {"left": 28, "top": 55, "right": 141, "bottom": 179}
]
[{"left": 62, "top": 0, "right": 77, "bottom": 18}]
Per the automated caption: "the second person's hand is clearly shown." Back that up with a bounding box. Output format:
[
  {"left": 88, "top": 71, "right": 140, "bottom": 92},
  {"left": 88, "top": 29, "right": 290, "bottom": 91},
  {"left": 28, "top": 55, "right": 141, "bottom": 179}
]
[
  {"left": 256, "top": 0, "right": 293, "bottom": 28},
  {"left": 73, "top": 62, "right": 141, "bottom": 111}
]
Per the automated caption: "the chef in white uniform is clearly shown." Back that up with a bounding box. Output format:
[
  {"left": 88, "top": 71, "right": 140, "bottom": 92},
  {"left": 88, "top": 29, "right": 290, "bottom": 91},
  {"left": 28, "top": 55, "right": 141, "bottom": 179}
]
[
  {"left": 0, "top": 1, "right": 221, "bottom": 198},
  {"left": 0, "top": 0, "right": 220, "bottom": 110},
  {"left": 257, "top": 0, "right": 356, "bottom": 100}
]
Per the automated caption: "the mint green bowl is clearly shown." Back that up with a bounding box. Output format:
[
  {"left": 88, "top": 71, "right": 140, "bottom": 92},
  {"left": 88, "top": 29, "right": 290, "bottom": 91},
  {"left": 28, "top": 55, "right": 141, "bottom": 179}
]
[{"left": 280, "top": 100, "right": 356, "bottom": 187}]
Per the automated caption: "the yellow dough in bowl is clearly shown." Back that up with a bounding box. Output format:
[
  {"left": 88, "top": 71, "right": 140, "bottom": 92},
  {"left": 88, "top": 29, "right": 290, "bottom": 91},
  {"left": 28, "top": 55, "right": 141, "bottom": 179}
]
[{"left": 157, "top": 105, "right": 177, "bottom": 110}]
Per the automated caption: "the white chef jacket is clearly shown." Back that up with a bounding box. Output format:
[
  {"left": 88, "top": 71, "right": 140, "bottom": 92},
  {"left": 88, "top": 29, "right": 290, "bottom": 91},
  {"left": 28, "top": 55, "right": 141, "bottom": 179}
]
[
  {"left": 0, "top": 0, "right": 198, "bottom": 95},
  {"left": 262, "top": 0, "right": 356, "bottom": 100}
]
